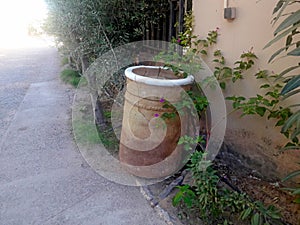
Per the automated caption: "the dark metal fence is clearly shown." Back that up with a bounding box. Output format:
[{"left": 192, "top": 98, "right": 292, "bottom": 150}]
[{"left": 143, "top": 0, "right": 192, "bottom": 49}]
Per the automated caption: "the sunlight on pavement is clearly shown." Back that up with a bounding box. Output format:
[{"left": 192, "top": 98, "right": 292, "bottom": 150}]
[{"left": 0, "top": 0, "right": 53, "bottom": 49}]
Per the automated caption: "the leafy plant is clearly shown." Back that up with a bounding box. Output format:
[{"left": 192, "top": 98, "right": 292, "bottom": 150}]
[
  {"left": 282, "top": 169, "right": 300, "bottom": 204},
  {"left": 154, "top": 45, "right": 203, "bottom": 77},
  {"left": 265, "top": 0, "right": 300, "bottom": 203},
  {"left": 44, "top": 0, "right": 170, "bottom": 72},
  {"left": 173, "top": 151, "right": 283, "bottom": 225},
  {"left": 178, "top": 135, "right": 205, "bottom": 151},
  {"left": 264, "top": 0, "right": 300, "bottom": 147},
  {"left": 173, "top": 11, "right": 195, "bottom": 48},
  {"left": 213, "top": 50, "right": 258, "bottom": 89},
  {"left": 172, "top": 11, "right": 218, "bottom": 57},
  {"left": 225, "top": 70, "right": 297, "bottom": 140},
  {"left": 60, "top": 69, "right": 82, "bottom": 87}
]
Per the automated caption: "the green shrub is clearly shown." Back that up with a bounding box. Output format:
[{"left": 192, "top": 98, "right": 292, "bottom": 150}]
[
  {"left": 60, "top": 69, "right": 81, "bottom": 87},
  {"left": 44, "top": 0, "right": 170, "bottom": 71}
]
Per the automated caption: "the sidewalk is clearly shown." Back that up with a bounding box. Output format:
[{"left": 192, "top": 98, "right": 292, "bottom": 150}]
[{"left": 0, "top": 46, "right": 168, "bottom": 225}]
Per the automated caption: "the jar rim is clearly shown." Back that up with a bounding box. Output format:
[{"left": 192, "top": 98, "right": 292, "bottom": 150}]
[{"left": 125, "top": 65, "right": 194, "bottom": 86}]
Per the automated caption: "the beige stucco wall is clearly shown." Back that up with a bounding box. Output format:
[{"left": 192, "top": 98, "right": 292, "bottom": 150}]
[{"left": 193, "top": 0, "right": 300, "bottom": 181}]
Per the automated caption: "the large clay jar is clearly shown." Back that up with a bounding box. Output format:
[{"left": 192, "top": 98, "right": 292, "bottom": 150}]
[{"left": 119, "top": 65, "right": 195, "bottom": 178}]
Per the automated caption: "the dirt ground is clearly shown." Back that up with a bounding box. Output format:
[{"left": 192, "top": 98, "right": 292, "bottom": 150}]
[{"left": 144, "top": 159, "right": 300, "bottom": 225}]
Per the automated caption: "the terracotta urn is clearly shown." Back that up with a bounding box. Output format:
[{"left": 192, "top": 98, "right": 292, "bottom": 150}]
[{"left": 119, "top": 65, "right": 195, "bottom": 178}]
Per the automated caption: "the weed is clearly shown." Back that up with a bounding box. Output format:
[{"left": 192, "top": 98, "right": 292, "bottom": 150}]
[{"left": 60, "top": 69, "right": 81, "bottom": 87}]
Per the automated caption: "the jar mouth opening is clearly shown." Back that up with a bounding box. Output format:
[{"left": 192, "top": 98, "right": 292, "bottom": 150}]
[{"left": 125, "top": 65, "right": 194, "bottom": 86}]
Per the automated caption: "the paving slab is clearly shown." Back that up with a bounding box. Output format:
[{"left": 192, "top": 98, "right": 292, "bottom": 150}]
[{"left": 0, "top": 45, "right": 168, "bottom": 225}]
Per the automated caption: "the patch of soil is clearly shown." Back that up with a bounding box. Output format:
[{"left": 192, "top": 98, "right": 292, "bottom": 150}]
[
  {"left": 215, "top": 163, "right": 300, "bottom": 225},
  {"left": 145, "top": 158, "right": 299, "bottom": 225},
  {"left": 214, "top": 148, "right": 300, "bottom": 225},
  {"left": 239, "top": 178, "right": 299, "bottom": 224}
]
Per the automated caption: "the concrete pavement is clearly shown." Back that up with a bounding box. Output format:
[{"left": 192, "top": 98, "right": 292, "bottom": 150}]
[{"left": 0, "top": 45, "right": 168, "bottom": 225}]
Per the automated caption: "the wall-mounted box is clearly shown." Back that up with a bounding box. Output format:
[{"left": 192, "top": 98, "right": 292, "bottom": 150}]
[{"left": 224, "top": 7, "right": 236, "bottom": 20}]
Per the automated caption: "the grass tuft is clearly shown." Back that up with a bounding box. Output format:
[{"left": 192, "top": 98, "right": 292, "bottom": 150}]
[{"left": 60, "top": 69, "right": 81, "bottom": 87}]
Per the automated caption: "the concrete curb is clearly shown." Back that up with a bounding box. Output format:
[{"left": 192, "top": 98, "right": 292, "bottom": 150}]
[{"left": 140, "top": 185, "right": 184, "bottom": 225}]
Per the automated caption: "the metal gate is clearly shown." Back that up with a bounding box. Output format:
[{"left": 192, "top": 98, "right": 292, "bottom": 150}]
[{"left": 143, "top": 0, "right": 192, "bottom": 50}]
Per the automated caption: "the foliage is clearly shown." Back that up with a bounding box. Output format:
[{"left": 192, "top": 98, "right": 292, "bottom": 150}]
[
  {"left": 266, "top": 0, "right": 300, "bottom": 203},
  {"left": 172, "top": 11, "right": 218, "bottom": 57},
  {"left": 225, "top": 70, "right": 299, "bottom": 145},
  {"left": 173, "top": 11, "right": 195, "bottom": 48},
  {"left": 159, "top": 90, "right": 209, "bottom": 121},
  {"left": 178, "top": 135, "right": 205, "bottom": 151},
  {"left": 44, "top": 0, "right": 170, "bottom": 72},
  {"left": 173, "top": 151, "right": 282, "bottom": 225},
  {"left": 282, "top": 168, "right": 300, "bottom": 204},
  {"left": 60, "top": 69, "right": 81, "bottom": 87},
  {"left": 154, "top": 50, "right": 202, "bottom": 78},
  {"left": 213, "top": 49, "right": 258, "bottom": 89},
  {"left": 264, "top": 0, "right": 300, "bottom": 147}
]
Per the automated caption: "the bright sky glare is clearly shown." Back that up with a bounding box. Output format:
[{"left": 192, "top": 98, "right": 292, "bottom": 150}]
[{"left": 0, "top": 0, "right": 49, "bottom": 48}]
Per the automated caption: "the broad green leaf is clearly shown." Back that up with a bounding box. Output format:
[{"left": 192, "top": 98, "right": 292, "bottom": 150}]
[
  {"left": 286, "top": 34, "right": 293, "bottom": 46},
  {"left": 280, "top": 144, "right": 300, "bottom": 151},
  {"left": 274, "top": 9, "right": 300, "bottom": 34},
  {"left": 251, "top": 213, "right": 260, "bottom": 225},
  {"left": 200, "top": 49, "right": 207, "bottom": 55},
  {"left": 268, "top": 42, "right": 297, "bottom": 63},
  {"left": 281, "top": 110, "right": 300, "bottom": 132},
  {"left": 260, "top": 84, "right": 270, "bottom": 89},
  {"left": 268, "top": 46, "right": 287, "bottom": 63},
  {"left": 273, "top": 0, "right": 284, "bottom": 14},
  {"left": 292, "top": 188, "right": 300, "bottom": 195},
  {"left": 287, "top": 46, "right": 300, "bottom": 56},
  {"left": 264, "top": 23, "right": 300, "bottom": 49},
  {"left": 292, "top": 136, "right": 299, "bottom": 144},
  {"left": 282, "top": 88, "right": 300, "bottom": 100},
  {"left": 256, "top": 107, "right": 267, "bottom": 117},
  {"left": 291, "top": 128, "right": 300, "bottom": 139},
  {"left": 279, "top": 65, "right": 300, "bottom": 77},
  {"left": 282, "top": 170, "right": 300, "bottom": 182},
  {"left": 281, "top": 75, "right": 300, "bottom": 95},
  {"left": 220, "top": 81, "right": 226, "bottom": 89},
  {"left": 240, "top": 208, "right": 252, "bottom": 220},
  {"left": 272, "top": 0, "right": 292, "bottom": 24},
  {"left": 276, "top": 119, "right": 285, "bottom": 126}
]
